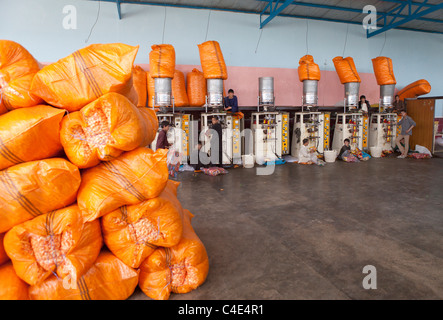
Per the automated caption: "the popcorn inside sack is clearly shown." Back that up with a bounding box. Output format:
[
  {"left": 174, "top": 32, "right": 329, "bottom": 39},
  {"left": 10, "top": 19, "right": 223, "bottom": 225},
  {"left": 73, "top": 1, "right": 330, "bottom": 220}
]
[
  {"left": 170, "top": 262, "right": 199, "bottom": 288},
  {"left": 128, "top": 217, "right": 163, "bottom": 245},
  {"left": 82, "top": 105, "right": 115, "bottom": 151}
]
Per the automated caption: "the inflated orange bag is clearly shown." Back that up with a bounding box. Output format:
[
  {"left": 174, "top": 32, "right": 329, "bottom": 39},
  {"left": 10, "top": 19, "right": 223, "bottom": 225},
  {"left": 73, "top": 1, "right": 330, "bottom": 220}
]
[
  {"left": 60, "top": 92, "right": 153, "bottom": 169},
  {"left": 138, "top": 107, "right": 158, "bottom": 147},
  {"left": 102, "top": 180, "right": 183, "bottom": 268},
  {"left": 78, "top": 147, "right": 169, "bottom": 222},
  {"left": 0, "top": 105, "right": 65, "bottom": 170},
  {"left": 31, "top": 43, "right": 139, "bottom": 112},
  {"left": 198, "top": 41, "right": 228, "bottom": 80},
  {"left": 139, "top": 209, "right": 209, "bottom": 300},
  {"left": 133, "top": 65, "right": 147, "bottom": 107},
  {"left": 0, "top": 263, "right": 29, "bottom": 300},
  {"left": 372, "top": 56, "right": 396, "bottom": 85},
  {"left": 0, "top": 233, "right": 8, "bottom": 265},
  {"left": 0, "top": 158, "right": 81, "bottom": 233},
  {"left": 149, "top": 44, "right": 175, "bottom": 79},
  {"left": 146, "top": 71, "right": 155, "bottom": 108},
  {"left": 0, "top": 40, "right": 43, "bottom": 115},
  {"left": 332, "top": 56, "right": 361, "bottom": 84},
  {"left": 28, "top": 251, "right": 138, "bottom": 300},
  {"left": 4, "top": 205, "right": 102, "bottom": 286},
  {"left": 398, "top": 79, "right": 431, "bottom": 100},
  {"left": 172, "top": 70, "right": 189, "bottom": 107},
  {"left": 187, "top": 69, "right": 206, "bottom": 107},
  {"left": 298, "top": 55, "right": 321, "bottom": 81}
]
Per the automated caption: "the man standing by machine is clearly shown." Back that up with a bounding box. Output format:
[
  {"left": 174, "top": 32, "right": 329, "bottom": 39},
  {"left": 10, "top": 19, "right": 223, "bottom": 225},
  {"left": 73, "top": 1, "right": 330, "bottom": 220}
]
[
  {"left": 156, "top": 121, "right": 172, "bottom": 150},
  {"left": 224, "top": 89, "right": 239, "bottom": 113},
  {"left": 208, "top": 116, "right": 223, "bottom": 167},
  {"left": 396, "top": 110, "right": 416, "bottom": 158}
]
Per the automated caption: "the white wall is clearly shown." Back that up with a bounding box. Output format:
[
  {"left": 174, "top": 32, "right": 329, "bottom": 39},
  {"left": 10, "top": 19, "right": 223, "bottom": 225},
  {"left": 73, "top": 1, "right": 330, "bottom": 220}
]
[{"left": 1, "top": 0, "right": 442, "bottom": 96}]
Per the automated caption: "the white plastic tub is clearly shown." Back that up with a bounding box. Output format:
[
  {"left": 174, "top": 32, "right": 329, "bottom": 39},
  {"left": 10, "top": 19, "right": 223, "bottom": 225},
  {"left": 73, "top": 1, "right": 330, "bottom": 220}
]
[
  {"left": 324, "top": 150, "right": 337, "bottom": 163},
  {"left": 370, "top": 147, "right": 382, "bottom": 158},
  {"left": 242, "top": 154, "right": 255, "bottom": 168}
]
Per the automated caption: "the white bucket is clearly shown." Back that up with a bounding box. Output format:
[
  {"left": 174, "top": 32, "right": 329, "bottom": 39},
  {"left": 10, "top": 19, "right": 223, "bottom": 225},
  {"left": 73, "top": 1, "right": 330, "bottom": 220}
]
[
  {"left": 242, "top": 154, "right": 255, "bottom": 168},
  {"left": 324, "top": 150, "right": 337, "bottom": 163},
  {"left": 370, "top": 147, "right": 382, "bottom": 158}
]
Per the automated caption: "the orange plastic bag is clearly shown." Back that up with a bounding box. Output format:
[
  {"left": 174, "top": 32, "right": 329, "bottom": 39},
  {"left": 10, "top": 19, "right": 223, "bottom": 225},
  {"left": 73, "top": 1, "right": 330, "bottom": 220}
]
[
  {"left": 0, "top": 105, "right": 65, "bottom": 170},
  {"left": 0, "top": 158, "right": 81, "bottom": 233},
  {"left": 133, "top": 65, "right": 147, "bottom": 107},
  {"left": 60, "top": 92, "right": 153, "bottom": 169},
  {"left": 4, "top": 205, "right": 102, "bottom": 286},
  {"left": 372, "top": 56, "right": 396, "bottom": 85},
  {"left": 138, "top": 107, "right": 159, "bottom": 147},
  {"left": 332, "top": 56, "right": 361, "bottom": 84},
  {"left": 78, "top": 147, "right": 169, "bottom": 222},
  {"left": 0, "top": 263, "right": 29, "bottom": 300},
  {"left": 198, "top": 41, "right": 228, "bottom": 80},
  {"left": 28, "top": 251, "right": 138, "bottom": 300},
  {"left": 172, "top": 70, "right": 189, "bottom": 107},
  {"left": 31, "top": 43, "right": 139, "bottom": 112},
  {"left": 102, "top": 180, "right": 183, "bottom": 268},
  {"left": 298, "top": 55, "right": 321, "bottom": 81},
  {"left": 0, "top": 233, "right": 8, "bottom": 265},
  {"left": 139, "top": 209, "right": 209, "bottom": 300},
  {"left": 187, "top": 69, "right": 206, "bottom": 107},
  {"left": 149, "top": 44, "right": 175, "bottom": 79},
  {"left": 0, "top": 40, "right": 43, "bottom": 115},
  {"left": 398, "top": 79, "right": 431, "bottom": 100},
  {"left": 146, "top": 71, "right": 155, "bottom": 108}
]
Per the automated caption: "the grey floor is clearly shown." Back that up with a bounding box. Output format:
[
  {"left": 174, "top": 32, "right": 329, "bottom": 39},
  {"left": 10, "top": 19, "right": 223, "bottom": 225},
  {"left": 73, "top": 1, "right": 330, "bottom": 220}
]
[{"left": 130, "top": 156, "right": 443, "bottom": 300}]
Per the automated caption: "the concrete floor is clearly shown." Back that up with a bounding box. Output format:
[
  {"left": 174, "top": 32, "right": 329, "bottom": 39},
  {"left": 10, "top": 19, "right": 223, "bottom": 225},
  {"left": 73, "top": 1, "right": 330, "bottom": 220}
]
[{"left": 130, "top": 157, "right": 443, "bottom": 300}]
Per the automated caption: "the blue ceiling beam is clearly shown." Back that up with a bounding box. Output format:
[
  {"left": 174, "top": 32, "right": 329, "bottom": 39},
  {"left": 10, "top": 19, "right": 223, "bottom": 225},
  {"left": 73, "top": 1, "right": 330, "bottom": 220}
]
[
  {"left": 116, "top": 0, "right": 122, "bottom": 19},
  {"left": 367, "top": 1, "right": 443, "bottom": 38},
  {"left": 260, "top": 0, "right": 296, "bottom": 29}
]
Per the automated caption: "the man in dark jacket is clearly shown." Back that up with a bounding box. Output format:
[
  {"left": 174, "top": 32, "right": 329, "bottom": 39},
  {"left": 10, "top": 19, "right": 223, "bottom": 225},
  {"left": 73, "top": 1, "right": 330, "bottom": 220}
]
[
  {"left": 224, "top": 89, "right": 239, "bottom": 113},
  {"left": 209, "top": 116, "right": 223, "bottom": 167},
  {"left": 156, "top": 121, "right": 171, "bottom": 150},
  {"left": 357, "top": 95, "right": 370, "bottom": 114}
]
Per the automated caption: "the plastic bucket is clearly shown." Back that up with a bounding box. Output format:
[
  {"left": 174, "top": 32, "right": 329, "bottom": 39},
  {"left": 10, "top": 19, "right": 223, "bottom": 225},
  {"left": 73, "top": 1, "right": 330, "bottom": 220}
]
[
  {"left": 324, "top": 150, "right": 337, "bottom": 163},
  {"left": 370, "top": 147, "right": 382, "bottom": 158},
  {"left": 242, "top": 154, "right": 255, "bottom": 168}
]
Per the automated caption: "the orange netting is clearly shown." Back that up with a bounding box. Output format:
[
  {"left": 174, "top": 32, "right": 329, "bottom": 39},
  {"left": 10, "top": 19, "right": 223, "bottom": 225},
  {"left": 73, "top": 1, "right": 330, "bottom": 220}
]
[
  {"left": 172, "top": 70, "right": 189, "bottom": 107},
  {"left": 78, "top": 147, "right": 169, "bottom": 222},
  {"left": 133, "top": 65, "right": 147, "bottom": 107},
  {"left": 298, "top": 55, "right": 321, "bottom": 81},
  {"left": 397, "top": 79, "right": 431, "bottom": 100},
  {"left": 138, "top": 209, "right": 209, "bottom": 300},
  {"left": 198, "top": 41, "right": 228, "bottom": 80},
  {"left": 332, "top": 56, "right": 361, "bottom": 84},
  {"left": 186, "top": 69, "right": 206, "bottom": 107},
  {"left": 0, "top": 263, "right": 29, "bottom": 300},
  {"left": 372, "top": 56, "right": 396, "bottom": 85},
  {"left": 0, "top": 158, "right": 81, "bottom": 233},
  {"left": 4, "top": 205, "right": 102, "bottom": 286},
  {"left": 30, "top": 43, "right": 139, "bottom": 112},
  {"left": 149, "top": 44, "right": 175, "bottom": 79}
]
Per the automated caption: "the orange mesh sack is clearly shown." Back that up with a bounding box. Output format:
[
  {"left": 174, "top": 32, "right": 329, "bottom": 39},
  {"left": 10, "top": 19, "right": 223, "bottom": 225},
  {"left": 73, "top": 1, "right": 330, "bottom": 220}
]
[
  {"left": 28, "top": 251, "right": 139, "bottom": 300},
  {"left": 78, "top": 147, "right": 169, "bottom": 222},
  {"left": 30, "top": 43, "right": 139, "bottom": 112},
  {"left": 138, "top": 107, "right": 158, "bottom": 147},
  {"left": 0, "top": 233, "right": 8, "bottom": 265},
  {"left": 0, "top": 105, "right": 65, "bottom": 170},
  {"left": 187, "top": 69, "right": 206, "bottom": 107},
  {"left": 102, "top": 180, "right": 183, "bottom": 268},
  {"left": 4, "top": 205, "right": 102, "bottom": 286},
  {"left": 133, "top": 66, "right": 147, "bottom": 107},
  {"left": 0, "top": 158, "right": 81, "bottom": 233},
  {"left": 372, "top": 56, "right": 396, "bottom": 85},
  {"left": 0, "top": 263, "right": 29, "bottom": 300},
  {"left": 172, "top": 70, "right": 189, "bottom": 107},
  {"left": 398, "top": 79, "right": 431, "bottom": 100},
  {"left": 146, "top": 71, "right": 155, "bottom": 108},
  {"left": 332, "top": 56, "right": 361, "bottom": 84},
  {"left": 139, "top": 209, "right": 209, "bottom": 300},
  {"left": 60, "top": 92, "right": 151, "bottom": 169},
  {"left": 198, "top": 41, "right": 228, "bottom": 80},
  {"left": 298, "top": 55, "right": 321, "bottom": 81},
  {"left": 149, "top": 44, "right": 175, "bottom": 79},
  {"left": 0, "top": 40, "right": 43, "bottom": 115}
]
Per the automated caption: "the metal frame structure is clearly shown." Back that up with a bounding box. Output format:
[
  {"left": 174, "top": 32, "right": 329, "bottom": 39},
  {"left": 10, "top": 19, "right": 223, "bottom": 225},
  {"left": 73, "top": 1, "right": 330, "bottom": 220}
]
[
  {"left": 93, "top": 0, "right": 443, "bottom": 37},
  {"left": 258, "top": 0, "right": 443, "bottom": 37}
]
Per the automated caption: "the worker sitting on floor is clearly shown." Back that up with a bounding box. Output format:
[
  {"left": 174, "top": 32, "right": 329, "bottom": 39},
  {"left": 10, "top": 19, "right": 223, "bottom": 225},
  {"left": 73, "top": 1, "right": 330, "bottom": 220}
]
[
  {"left": 338, "top": 138, "right": 354, "bottom": 161},
  {"left": 224, "top": 89, "right": 239, "bottom": 113},
  {"left": 298, "top": 138, "right": 318, "bottom": 165},
  {"left": 156, "top": 120, "right": 172, "bottom": 150}
]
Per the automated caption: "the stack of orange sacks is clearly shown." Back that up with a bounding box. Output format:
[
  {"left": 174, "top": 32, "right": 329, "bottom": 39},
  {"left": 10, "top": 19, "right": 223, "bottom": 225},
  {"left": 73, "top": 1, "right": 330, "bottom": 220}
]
[{"left": 0, "top": 40, "right": 209, "bottom": 300}]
